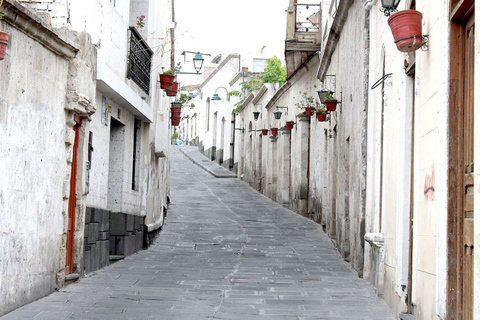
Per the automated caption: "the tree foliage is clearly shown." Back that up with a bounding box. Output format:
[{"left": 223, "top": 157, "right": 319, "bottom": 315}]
[{"left": 260, "top": 56, "right": 287, "bottom": 86}]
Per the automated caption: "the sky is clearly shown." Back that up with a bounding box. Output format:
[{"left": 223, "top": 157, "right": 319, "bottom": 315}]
[{"left": 174, "top": 0, "right": 290, "bottom": 67}]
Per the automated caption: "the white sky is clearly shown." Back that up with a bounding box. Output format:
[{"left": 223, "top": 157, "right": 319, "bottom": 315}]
[{"left": 174, "top": 0, "right": 290, "bottom": 66}]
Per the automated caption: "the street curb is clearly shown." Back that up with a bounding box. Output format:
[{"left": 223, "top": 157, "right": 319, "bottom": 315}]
[{"left": 178, "top": 146, "right": 237, "bottom": 179}]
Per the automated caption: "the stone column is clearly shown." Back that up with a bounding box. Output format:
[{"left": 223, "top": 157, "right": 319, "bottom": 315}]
[
  {"left": 292, "top": 114, "right": 310, "bottom": 215},
  {"left": 269, "top": 135, "right": 278, "bottom": 201},
  {"left": 277, "top": 127, "right": 291, "bottom": 206}
]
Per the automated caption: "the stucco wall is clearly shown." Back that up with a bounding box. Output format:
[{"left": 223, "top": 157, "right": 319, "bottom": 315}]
[{"left": 0, "top": 2, "right": 96, "bottom": 314}]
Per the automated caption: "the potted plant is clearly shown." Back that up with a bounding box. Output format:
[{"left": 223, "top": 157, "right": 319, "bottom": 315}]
[
  {"left": 170, "top": 101, "right": 182, "bottom": 126},
  {"left": 315, "top": 108, "right": 328, "bottom": 122},
  {"left": 270, "top": 127, "right": 278, "bottom": 136},
  {"left": 388, "top": 10, "right": 423, "bottom": 52},
  {"left": 295, "top": 92, "right": 319, "bottom": 117},
  {"left": 0, "top": 3, "right": 9, "bottom": 61},
  {"left": 261, "top": 129, "right": 269, "bottom": 136},
  {"left": 166, "top": 81, "right": 179, "bottom": 96},
  {"left": 160, "top": 69, "right": 175, "bottom": 90},
  {"left": 285, "top": 121, "right": 294, "bottom": 129},
  {"left": 324, "top": 93, "right": 338, "bottom": 112}
]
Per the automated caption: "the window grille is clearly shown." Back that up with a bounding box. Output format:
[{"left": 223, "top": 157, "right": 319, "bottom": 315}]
[{"left": 127, "top": 27, "right": 153, "bottom": 94}]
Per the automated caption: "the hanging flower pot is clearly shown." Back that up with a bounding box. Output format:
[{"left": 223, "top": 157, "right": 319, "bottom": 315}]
[
  {"left": 325, "top": 99, "right": 338, "bottom": 112},
  {"left": 305, "top": 107, "right": 315, "bottom": 116},
  {"left": 316, "top": 111, "right": 327, "bottom": 122},
  {"left": 171, "top": 117, "right": 180, "bottom": 126},
  {"left": 285, "top": 121, "right": 294, "bottom": 129},
  {"left": 159, "top": 71, "right": 175, "bottom": 90},
  {"left": 388, "top": 10, "right": 423, "bottom": 52},
  {"left": 0, "top": 31, "right": 10, "bottom": 61},
  {"left": 270, "top": 127, "right": 278, "bottom": 136},
  {"left": 166, "top": 82, "right": 179, "bottom": 96},
  {"left": 261, "top": 129, "right": 269, "bottom": 136}
]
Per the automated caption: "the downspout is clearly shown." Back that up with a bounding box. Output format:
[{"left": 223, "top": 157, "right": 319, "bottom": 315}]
[{"left": 170, "top": 0, "right": 175, "bottom": 71}]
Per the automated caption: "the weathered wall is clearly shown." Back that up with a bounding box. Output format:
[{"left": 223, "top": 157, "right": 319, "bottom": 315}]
[
  {"left": 365, "top": 0, "right": 451, "bottom": 319},
  {"left": 0, "top": 1, "right": 96, "bottom": 315}
]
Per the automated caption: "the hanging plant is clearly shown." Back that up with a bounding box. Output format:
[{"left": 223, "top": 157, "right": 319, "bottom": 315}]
[
  {"left": 315, "top": 108, "right": 327, "bottom": 122},
  {"left": 261, "top": 129, "right": 269, "bottom": 136},
  {"left": 295, "top": 92, "right": 319, "bottom": 116},
  {"left": 270, "top": 127, "right": 278, "bottom": 136},
  {"left": 285, "top": 121, "right": 294, "bottom": 129},
  {"left": 160, "top": 69, "right": 175, "bottom": 90},
  {"left": 0, "top": 1, "right": 9, "bottom": 61},
  {"left": 166, "top": 81, "right": 179, "bottom": 96}
]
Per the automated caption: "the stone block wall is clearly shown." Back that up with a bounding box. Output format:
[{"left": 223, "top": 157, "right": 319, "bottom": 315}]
[
  {"left": 109, "top": 213, "right": 144, "bottom": 257},
  {"left": 83, "top": 208, "right": 110, "bottom": 275}
]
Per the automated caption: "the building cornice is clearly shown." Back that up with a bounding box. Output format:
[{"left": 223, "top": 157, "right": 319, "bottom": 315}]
[
  {"left": 316, "top": 0, "right": 354, "bottom": 80},
  {"left": 265, "top": 81, "right": 293, "bottom": 111},
  {"left": 198, "top": 53, "right": 240, "bottom": 91},
  {"left": 1, "top": 0, "right": 79, "bottom": 59}
]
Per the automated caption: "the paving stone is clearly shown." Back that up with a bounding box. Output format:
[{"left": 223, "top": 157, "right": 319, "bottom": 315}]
[{"left": 3, "top": 147, "right": 395, "bottom": 319}]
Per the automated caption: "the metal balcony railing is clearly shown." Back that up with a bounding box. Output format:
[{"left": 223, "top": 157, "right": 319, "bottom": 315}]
[{"left": 127, "top": 27, "right": 153, "bottom": 94}]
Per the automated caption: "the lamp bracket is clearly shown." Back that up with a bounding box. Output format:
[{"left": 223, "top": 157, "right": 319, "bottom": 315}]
[
  {"left": 214, "top": 87, "right": 230, "bottom": 101},
  {"left": 371, "top": 73, "right": 393, "bottom": 90}
]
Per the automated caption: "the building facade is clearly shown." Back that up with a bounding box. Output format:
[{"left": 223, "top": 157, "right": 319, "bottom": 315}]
[{"left": 0, "top": 0, "right": 174, "bottom": 315}]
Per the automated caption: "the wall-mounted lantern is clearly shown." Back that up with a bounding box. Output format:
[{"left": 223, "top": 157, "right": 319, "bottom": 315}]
[
  {"left": 380, "top": 0, "right": 400, "bottom": 17},
  {"left": 317, "top": 88, "right": 333, "bottom": 104},
  {"left": 253, "top": 111, "right": 260, "bottom": 121},
  {"left": 274, "top": 106, "right": 288, "bottom": 120},
  {"left": 211, "top": 87, "right": 230, "bottom": 101},
  {"left": 192, "top": 52, "right": 204, "bottom": 73}
]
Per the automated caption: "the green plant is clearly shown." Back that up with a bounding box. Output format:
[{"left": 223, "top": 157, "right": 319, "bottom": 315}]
[
  {"left": 178, "top": 93, "right": 192, "bottom": 104},
  {"left": 315, "top": 107, "right": 327, "bottom": 115},
  {"left": 192, "top": 112, "right": 198, "bottom": 118},
  {"left": 260, "top": 56, "right": 287, "bottom": 86},
  {"left": 162, "top": 69, "right": 175, "bottom": 76},
  {"left": 181, "top": 115, "right": 190, "bottom": 120},
  {"left": 325, "top": 92, "right": 336, "bottom": 100},
  {"left": 295, "top": 92, "right": 319, "bottom": 109}
]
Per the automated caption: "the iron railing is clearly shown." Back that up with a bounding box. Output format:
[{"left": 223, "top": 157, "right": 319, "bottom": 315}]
[{"left": 127, "top": 27, "right": 153, "bottom": 94}]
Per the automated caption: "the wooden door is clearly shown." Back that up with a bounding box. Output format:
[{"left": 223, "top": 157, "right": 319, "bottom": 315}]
[
  {"left": 461, "top": 12, "right": 474, "bottom": 320},
  {"left": 447, "top": 8, "right": 474, "bottom": 319},
  {"left": 66, "top": 116, "right": 82, "bottom": 275}
]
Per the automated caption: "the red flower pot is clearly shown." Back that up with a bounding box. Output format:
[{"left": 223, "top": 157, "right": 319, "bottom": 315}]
[
  {"left": 325, "top": 99, "right": 337, "bottom": 112},
  {"left": 316, "top": 112, "right": 327, "bottom": 122},
  {"left": 261, "top": 129, "right": 268, "bottom": 136},
  {"left": 270, "top": 127, "right": 278, "bottom": 136},
  {"left": 166, "top": 82, "right": 179, "bottom": 96},
  {"left": 159, "top": 74, "right": 174, "bottom": 90},
  {"left": 285, "top": 121, "right": 294, "bottom": 129},
  {"left": 305, "top": 107, "right": 315, "bottom": 116},
  {"left": 0, "top": 31, "right": 10, "bottom": 61},
  {"left": 388, "top": 10, "right": 423, "bottom": 52},
  {"left": 171, "top": 105, "right": 182, "bottom": 118},
  {"left": 171, "top": 117, "right": 180, "bottom": 126}
]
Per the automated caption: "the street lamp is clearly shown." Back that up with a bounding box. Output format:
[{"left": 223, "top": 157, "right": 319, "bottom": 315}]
[
  {"left": 380, "top": 0, "right": 400, "bottom": 17},
  {"left": 193, "top": 52, "right": 204, "bottom": 73},
  {"left": 317, "top": 88, "right": 333, "bottom": 104},
  {"left": 211, "top": 87, "right": 230, "bottom": 101}
]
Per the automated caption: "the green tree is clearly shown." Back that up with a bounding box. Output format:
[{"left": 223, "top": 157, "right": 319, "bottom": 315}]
[{"left": 260, "top": 56, "right": 287, "bottom": 86}]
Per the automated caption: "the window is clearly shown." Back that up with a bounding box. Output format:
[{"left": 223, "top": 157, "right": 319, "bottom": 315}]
[
  {"left": 127, "top": 27, "right": 153, "bottom": 94},
  {"left": 253, "top": 58, "right": 268, "bottom": 72}
]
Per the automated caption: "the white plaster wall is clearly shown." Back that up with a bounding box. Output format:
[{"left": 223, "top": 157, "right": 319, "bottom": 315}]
[
  {"left": 367, "top": 0, "right": 451, "bottom": 318},
  {"left": 0, "top": 21, "right": 70, "bottom": 315}
]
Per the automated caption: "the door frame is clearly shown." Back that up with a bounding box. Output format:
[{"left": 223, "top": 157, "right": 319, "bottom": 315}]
[{"left": 447, "top": 2, "right": 474, "bottom": 318}]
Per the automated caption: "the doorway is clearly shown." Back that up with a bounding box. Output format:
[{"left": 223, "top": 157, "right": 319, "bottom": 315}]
[{"left": 447, "top": 6, "right": 474, "bottom": 320}]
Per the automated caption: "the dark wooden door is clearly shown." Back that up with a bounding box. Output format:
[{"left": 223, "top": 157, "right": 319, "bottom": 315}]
[
  {"left": 66, "top": 117, "right": 81, "bottom": 275},
  {"left": 461, "top": 12, "right": 474, "bottom": 320}
]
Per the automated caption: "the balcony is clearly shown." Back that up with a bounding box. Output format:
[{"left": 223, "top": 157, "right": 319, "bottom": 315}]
[
  {"left": 285, "top": 2, "right": 322, "bottom": 77},
  {"left": 127, "top": 27, "right": 153, "bottom": 95}
]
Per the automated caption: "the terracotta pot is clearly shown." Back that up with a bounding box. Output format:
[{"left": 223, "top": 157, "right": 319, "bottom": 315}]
[
  {"left": 166, "top": 82, "right": 179, "bottom": 96},
  {"left": 305, "top": 107, "right": 315, "bottom": 116},
  {"left": 159, "top": 74, "right": 174, "bottom": 90},
  {"left": 286, "top": 121, "right": 294, "bottom": 129},
  {"left": 171, "top": 105, "right": 182, "bottom": 118},
  {"left": 171, "top": 117, "right": 180, "bottom": 126},
  {"left": 388, "top": 10, "right": 423, "bottom": 52},
  {"left": 0, "top": 31, "right": 10, "bottom": 61},
  {"left": 261, "top": 129, "right": 269, "bottom": 136},
  {"left": 270, "top": 127, "right": 278, "bottom": 136},
  {"left": 316, "top": 112, "right": 327, "bottom": 122},
  {"left": 325, "top": 99, "right": 337, "bottom": 112}
]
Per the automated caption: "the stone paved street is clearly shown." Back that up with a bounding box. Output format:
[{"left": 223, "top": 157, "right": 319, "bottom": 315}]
[{"left": 3, "top": 146, "right": 395, "bottom": 320}]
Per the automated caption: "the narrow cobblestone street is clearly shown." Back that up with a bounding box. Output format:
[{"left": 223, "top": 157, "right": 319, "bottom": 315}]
[{"left": 3, "top": 147, "right": 395, "bottom": 320}]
